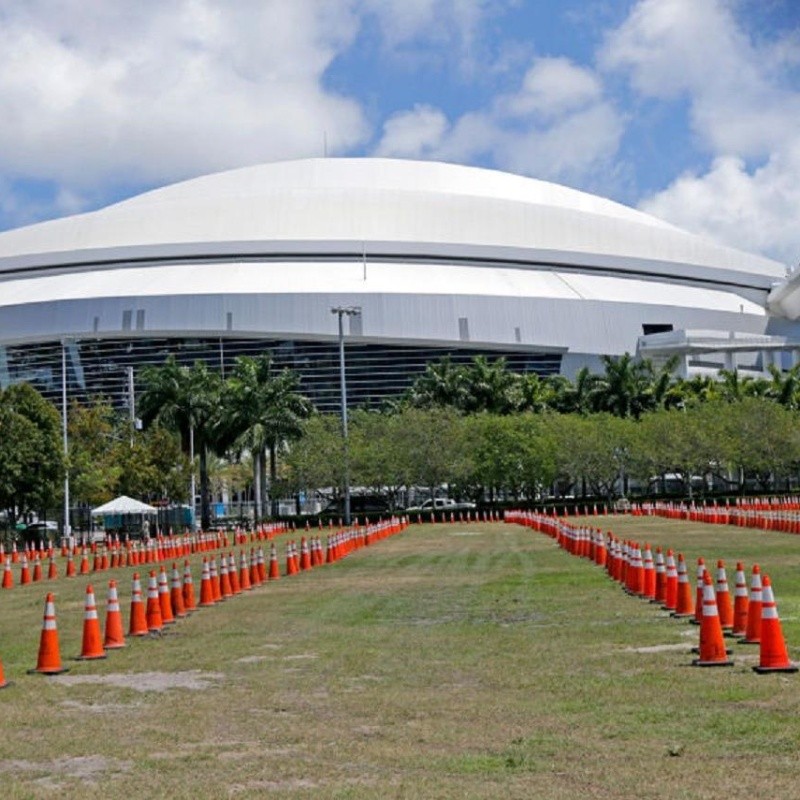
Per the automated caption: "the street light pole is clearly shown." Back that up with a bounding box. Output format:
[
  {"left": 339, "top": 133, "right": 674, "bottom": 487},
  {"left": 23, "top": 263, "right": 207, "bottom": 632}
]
[
  {"left": 61, "top": 340, "right": 71, "bottom": 543},
  {"left": 331, "top": 306, "right": 361, "bottom": 526}
]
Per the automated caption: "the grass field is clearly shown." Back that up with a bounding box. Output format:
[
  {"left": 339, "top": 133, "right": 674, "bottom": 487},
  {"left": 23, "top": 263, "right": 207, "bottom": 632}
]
[{"left": 1, "top": 516, "right": 800, "bottom": 799}]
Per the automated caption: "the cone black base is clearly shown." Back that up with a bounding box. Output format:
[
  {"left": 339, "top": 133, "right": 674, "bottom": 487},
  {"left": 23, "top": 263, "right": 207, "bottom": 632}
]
[
  {"left": 27, "top": 667, "right": 70, "bottom": 675},
  {"left": 753, "top": 664, "right": 798, "bottom": 674}
]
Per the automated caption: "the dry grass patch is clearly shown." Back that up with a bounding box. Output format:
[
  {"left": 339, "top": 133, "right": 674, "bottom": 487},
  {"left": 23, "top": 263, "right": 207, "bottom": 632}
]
[{"left": 0, "top": 518, "right": 799, "bottom": 797}]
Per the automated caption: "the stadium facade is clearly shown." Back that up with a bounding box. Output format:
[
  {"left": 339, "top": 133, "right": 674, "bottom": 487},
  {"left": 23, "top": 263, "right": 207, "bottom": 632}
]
[{"left": 0, "top": 157, "right": 798, "bottom": 412}]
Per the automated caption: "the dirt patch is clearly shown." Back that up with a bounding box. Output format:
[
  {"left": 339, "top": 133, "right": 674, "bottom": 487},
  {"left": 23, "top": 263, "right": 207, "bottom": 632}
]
[
  {"left": 230, "top": 778, "right": 317, "bottom": 793},
  {"left": 51, "top": 670, "right": 224, "bottom": 693},
  {"left": 451, "top": 531, "right": 483, "bottom": 536},
  {"left": 283, "top": 653, "right": 318, "bottom": 661},
  {"left": 237, "top": 655, "right": 270, "bottom": 664},
  {"left": 0, "top": 755, "right": 131, "bottom": 784},
  {"left": 626, "top": 644, "right": 691, "bottom": 654},
  {"left": 61, "top": 699, "right": 144, "bottom": 713}
]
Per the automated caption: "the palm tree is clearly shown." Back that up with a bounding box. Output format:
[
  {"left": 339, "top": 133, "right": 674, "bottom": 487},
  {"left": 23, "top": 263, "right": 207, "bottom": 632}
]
[
  {"left": 223, "top": 355, "right": 313, "bottom": 519},
  {"left": 767, "top": 363, "right": 800, "bottom": 409},
  {"left": 462, "top": 356, "right": 517, "bottom": 414},
  {"left": 406, "top": 357, "right": 467, "bottom": 409},
  {"left": 138, "top": 356, "right": 223, "bottom": 531},
  {"left": 593, "top": 353, "right": 653, "bottom": 419},
  {"left": 547, "top": 367, "right": 601, "bottom": 414}
]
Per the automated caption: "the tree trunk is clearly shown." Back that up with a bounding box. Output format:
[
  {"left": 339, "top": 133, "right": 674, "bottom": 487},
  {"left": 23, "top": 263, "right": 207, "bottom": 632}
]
[
  {"left": 259, "top": 450, "right": 268, "bottom": 520},
  {"left": 253, "top": 454, "right": 262, "bottom": 522},
  {"left": 199, "top": 445, "right": 211, "bottom": 531},
  {"left": 269, "top": 443, "right": 278, "bottom": 517}
]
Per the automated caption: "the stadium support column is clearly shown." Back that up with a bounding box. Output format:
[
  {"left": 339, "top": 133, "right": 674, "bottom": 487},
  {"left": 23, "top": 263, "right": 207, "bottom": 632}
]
[{"left": 331, "top": 306, "right": 361, "bottom": 527}]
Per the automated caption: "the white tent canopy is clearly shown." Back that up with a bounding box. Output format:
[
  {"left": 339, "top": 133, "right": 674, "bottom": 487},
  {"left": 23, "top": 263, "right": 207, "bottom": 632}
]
[{"left": 91, "top": 496, "right": 158, "bottom": 516}]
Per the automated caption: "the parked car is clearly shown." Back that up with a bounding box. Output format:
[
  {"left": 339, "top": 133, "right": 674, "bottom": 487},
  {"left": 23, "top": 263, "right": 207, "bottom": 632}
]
[
  {"left": 320, "top": 495, "right": 392, "bottom": 518},
  {"left": 21, "top": 520, "right": 59, "bottom": 544},
  {"left": 404, "top": 498, "right": 476, "bottom": 514}
]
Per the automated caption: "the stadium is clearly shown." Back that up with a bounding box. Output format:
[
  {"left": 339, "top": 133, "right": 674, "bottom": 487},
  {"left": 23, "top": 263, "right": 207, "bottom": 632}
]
[{"left": 0, "top": 157, "right": 798, "bottom": 411}]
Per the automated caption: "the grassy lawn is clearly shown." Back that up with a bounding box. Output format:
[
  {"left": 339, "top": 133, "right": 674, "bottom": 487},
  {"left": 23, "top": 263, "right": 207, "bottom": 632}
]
[{"left": 1, "top": 517, "right": 799, "bottom": 798}]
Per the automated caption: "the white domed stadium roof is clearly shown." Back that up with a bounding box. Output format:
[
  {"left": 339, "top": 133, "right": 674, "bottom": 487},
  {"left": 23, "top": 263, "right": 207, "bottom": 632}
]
[{"left": 0, "top": 158, "right": 785, "bottom": 288}]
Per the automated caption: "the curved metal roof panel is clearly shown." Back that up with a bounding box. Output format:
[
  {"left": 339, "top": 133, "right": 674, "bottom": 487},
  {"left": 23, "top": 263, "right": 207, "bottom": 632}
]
[{"left": 0, "top": 158, "right": 785, "bottom": 288}]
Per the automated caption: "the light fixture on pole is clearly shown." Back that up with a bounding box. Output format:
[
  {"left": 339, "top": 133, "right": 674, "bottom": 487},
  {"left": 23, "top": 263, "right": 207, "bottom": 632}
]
[{"left": 331, "top": 305, "right": 361, "bottom": 526}]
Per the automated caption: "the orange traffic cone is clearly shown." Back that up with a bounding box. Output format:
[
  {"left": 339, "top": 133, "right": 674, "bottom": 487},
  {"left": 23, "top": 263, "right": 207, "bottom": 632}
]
[
  {"left": 219, "top": 558, "right": 233, "bottom": 599},
  {"left": 170, "top": 564, "right": 187, "bottom": 618},
  {"left": 66, "top": 550, "right": 76, "bottom": 577},
  {"left": 692, "top": 573, "right": 733, "bottom": 667},
  {"left": 0, "top": 654, "right": 10, "bottom": 688},
  {"left": 299, "top": 537, "right": 312, "bottom": 571},
  {"left": 691, "top": 557, "right": 706, "bottom": 625},
  {"left": 158, "top": 566, "right": 175, "bottom": 624},
  {"left": 714, "top": 560, "right": 734, "bottom": 632},
  {"left": 662, "top": 550, "right": 678, "bottom": 611},
  {"left": 228, "top": 554, "right": 241, "bottom": 595},
  {"left": 286, "top": 541, "right": 297, "bottom": 576},
  {"left": 28, "top": 593, "right": 69, "bottom": 674},
  {"left": 199, "top": 559, "right": 215, "bottom": 607},
  {"left": 741, "top": 565, "right": 763, "bottom": 644},
  {"left": 653, "top": 548, "right": 666, "bottom": 604},
  {"left": 2, "top": 557, "right": 13, "bottom": 589},
  {"left": 77, "top": 584, "right": 107, "bottom": 660},
  {"left": 47, "top": 553, "right": 58, "bottom": 580},
  {"left": 19, "top": 555, "right": 31, "bottom": 585},
  {"left": 249, "top": 548, "right": 260, "bottom": 586},
  {"left": 671, "top": 553, "right": 694, "bottom": 618},
  {"left": 103, "top": 580, "right": 126, "bottom": 650},
  {"left": 256, "top": 546, "right": 266, "bottom": 582},
  {"left": 753, "top": 576, "right": 798, "bottom": 674},
  {"left": 182, "top": 561, "right": 197, "bottom": 612},
  {"left": 145, "top": 571, "right": 163, "bottom": 632},
  {"left": 268, "top": 544, "right": 280, "bottom": 580},
  {"left": 128, "top": 573, "right": 149, "bottom": 637},
  {"left": 210, "top": 558, "right": 221, "bottom": 602},
  {"left": 239, "top": 551, "right": 252, "bottom": 591},
  {"left": 731, "top": 561, "right": 749, "bottom": 637}
]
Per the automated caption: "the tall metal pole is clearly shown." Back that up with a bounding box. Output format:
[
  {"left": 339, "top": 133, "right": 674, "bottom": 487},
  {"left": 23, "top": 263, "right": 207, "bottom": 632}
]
[
  {"left": 189, "top": 426, "right": 196, "bottom": 530},
  {"left": 338, "top": 310, "right": 350, "bottom": 526},
  {"left": 331, "top": 306, "right": 360, "bottom": 526},
  {"left": 61, "top": 341, "right": 71, "bottom": 542},
  {"left": 127, "top": 366, "right": 135, "bottom": 445}
]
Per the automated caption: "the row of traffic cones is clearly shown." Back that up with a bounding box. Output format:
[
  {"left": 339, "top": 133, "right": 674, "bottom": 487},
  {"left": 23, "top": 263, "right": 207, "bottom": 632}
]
[
  {"left": 13, "top": 518, "right": 409, "bottom": 681},
  {"left": 506, "top": 510, "right": 798, "bottom": 674},
  {"left": 1, "top": 519, "right": 410, "bottom": 591}
]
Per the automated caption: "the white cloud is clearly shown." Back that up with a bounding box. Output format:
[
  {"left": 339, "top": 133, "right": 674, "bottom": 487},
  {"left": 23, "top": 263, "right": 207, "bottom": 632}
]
[
  {"left": 360, "top": 0, "right": 501, "bottom": 73},
  {"left": 641, "top": 146, "right": 800, "bottom": 267},
  {"left": 374, "top": 56, "right": 623, "bottom": 185},
  {"left": 602, "top": 0, "right": 800, "bottom": 157},
  {"left": 373, "top": 105, "right": 448, "bottom": 158},
  {"left": 501, "top": 57, "right": 602, "bottom": 120},
  {"left": 0, "top": 0, "right": 369, "bottom": 192},
  {"left": 603, "top": 0, "right": 800, "bottom": 265}
]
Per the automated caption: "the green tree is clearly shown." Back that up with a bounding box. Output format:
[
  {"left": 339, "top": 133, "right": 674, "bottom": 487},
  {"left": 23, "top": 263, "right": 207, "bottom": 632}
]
[
  {"left": 406, "top": 356, "right": 468, "bottom": 410},
  {"left": 222, "top": 355, "right": 313, "bottom": 519},
  {"left": 138, "top": 357, "right": 223, "bottom": 530},
  {"left": 68, "top": 399, "right": 121, "bottom": 507},
  {"left": 0, "top": 383, "right": 64, "bottom": 530},
  {"left": 393, "top": 407, "right": 471, "bottom": 500},
  {"left": 283, "top": 414, "right": 345, "bottom": 506}
]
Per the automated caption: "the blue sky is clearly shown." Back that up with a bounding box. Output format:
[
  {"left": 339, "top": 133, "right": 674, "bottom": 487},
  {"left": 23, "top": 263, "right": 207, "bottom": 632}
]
[{"left": 0, "top": 0, "right": 798, "bottom": 266}]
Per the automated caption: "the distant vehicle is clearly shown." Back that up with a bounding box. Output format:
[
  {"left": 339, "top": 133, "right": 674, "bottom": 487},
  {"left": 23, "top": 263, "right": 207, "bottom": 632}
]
[
  {"left": 320, "top": 495, "right": 392, "bottom": 518},
  {"left": 404, "top": 498, "right": 476, "bottom": 514},
  {"left": 21, "top": 521, "right": 59, "bottom": 544}
]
